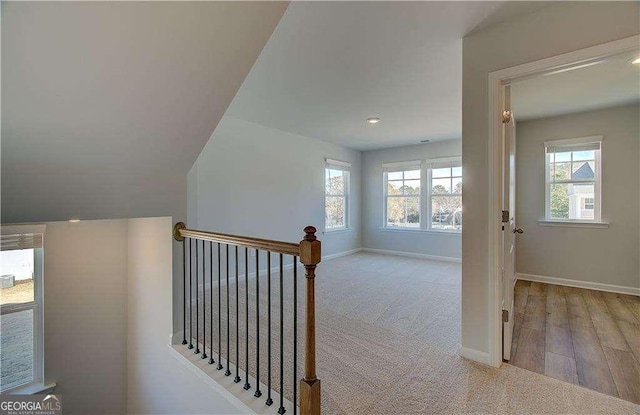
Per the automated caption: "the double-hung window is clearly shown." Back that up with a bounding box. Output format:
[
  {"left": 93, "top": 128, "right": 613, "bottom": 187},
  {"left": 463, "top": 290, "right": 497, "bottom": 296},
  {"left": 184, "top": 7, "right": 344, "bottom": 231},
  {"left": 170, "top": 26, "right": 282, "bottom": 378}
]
[
  {"left": 0, "top": 224, "right": 46, "bottom": 392},
  {"left": 325, "top": 158, "right": 351, "bottom": 230},
  {"left": 383, "top": 158, "right": 462, "bottom": 232},
  {"left": 545, "top": 136, "right": 602, "bottom": 222},
  {"left": 427, "top": 159, "right": 463, "bottom": 230},
  {"left": 383, "top": 161, "right": 422, "bottom": 228}
]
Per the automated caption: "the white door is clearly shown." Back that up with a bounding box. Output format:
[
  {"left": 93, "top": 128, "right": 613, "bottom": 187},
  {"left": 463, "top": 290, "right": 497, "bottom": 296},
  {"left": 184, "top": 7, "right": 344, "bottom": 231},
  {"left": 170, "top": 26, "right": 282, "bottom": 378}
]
[{"left": 502, "top": 85, "right": 520, "bottom": 361}]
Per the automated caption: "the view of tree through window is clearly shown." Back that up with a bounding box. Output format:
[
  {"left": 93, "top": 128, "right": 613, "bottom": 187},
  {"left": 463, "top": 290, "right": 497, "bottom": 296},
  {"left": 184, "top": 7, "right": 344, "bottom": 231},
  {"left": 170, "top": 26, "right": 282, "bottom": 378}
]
[
  {"left": 546, "top": 145, "right": 598, "bottom": 220},
  {"left": 325, "top": 167, "right": 348, "bottom": 229},
  {"left": 431, "top": 166, "right": 462, "bottom": 230},
  {"left": 386, "top": 169, "right": 421, "bottom": 227}
]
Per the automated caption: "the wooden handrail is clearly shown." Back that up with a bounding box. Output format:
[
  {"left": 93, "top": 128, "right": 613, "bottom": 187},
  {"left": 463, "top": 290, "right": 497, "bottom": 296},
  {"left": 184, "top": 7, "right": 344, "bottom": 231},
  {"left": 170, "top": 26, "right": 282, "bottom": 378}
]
[
  {"left": 173, "top": 222, "right": 322, "bottom": 414},
  {"left": 173, "top": 222, "right": 301, "bottom": 256}
]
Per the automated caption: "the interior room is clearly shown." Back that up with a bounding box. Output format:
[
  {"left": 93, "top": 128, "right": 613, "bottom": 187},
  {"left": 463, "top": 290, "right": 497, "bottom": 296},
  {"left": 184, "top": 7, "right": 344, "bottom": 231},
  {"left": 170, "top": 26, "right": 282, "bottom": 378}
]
[
  {"left": 1, "top": 1, "right": 638, "bottom": 415},
  {"left": 506, "top": 51, "right": 640, "bottom": 403}
]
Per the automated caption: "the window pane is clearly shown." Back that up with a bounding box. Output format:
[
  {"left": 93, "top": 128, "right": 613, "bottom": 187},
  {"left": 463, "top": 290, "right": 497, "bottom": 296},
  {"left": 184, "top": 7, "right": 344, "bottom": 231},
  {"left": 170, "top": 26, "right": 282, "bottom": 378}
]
[
  {"left": 387, "top": 171, "right": 403, "bottom": 180},
  {"left": 0, "top": 249, "right": 35, "bottom": 305},
  {"left": 1, "top": 309, "right": 34, "bottom": 391},
  {"left": 432, "top": 178, "right": 451, "bottom": 194},
  {"left": 431, "top": 195, "right": 462, "bottom": 230},
  {"left": 573, "top": 150, "right": 595, "bottom": 161},
  {"left": 432, "top": 168, "right": 450, "bottom": 178},
  {"left": 404, "top": 169, "right": 420, "bottom": 180},
  {"left": 406, "top": 197, "right": 420, "bottom": 227},
  {"left": 571, "top": 161, "right": 595, "bottom": 180},
  {"left": 387, "top": 180, "right": 403, "bottom": 195},
  {"left": 451, "top": 166, "right": 462, "bottom": 177},
  {"left": 325, "top": 169, "right": 345, "bottom": 195},
  {"left": 403, "top": 180, "right": 421, "bottom": 195},
  {"left": 549, "top": 183, "right": 570, "bottom": 219},
  {"left": 570, "top": 183, "right": 595, "bottom": 220},
  {"left": 452, "top": 177, "right": 462, "bottom": 194},
  {"left": 386, "top": 197, "right": 405, "bottom": 227},
  {"left": 325, "top": 196, "right": 345, "bottom": 228},
  {"left": 555, "top": 151, "right": 571, "bottom": 162},
  {"left": 553, "top": 162, "right": 571, "bottom": 181}
]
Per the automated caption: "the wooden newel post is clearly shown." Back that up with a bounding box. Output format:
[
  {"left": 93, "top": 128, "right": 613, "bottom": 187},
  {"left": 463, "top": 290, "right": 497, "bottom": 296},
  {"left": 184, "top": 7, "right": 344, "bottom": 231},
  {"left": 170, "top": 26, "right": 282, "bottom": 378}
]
[{"left": 299, "top": 226, "right": 321, "bottom": 415}]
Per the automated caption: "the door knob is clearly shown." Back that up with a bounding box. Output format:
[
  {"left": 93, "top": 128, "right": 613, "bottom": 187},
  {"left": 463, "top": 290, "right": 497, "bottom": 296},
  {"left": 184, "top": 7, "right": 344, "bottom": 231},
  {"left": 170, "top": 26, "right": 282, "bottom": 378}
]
[{"left": 513, "top": 228, "right": 524, "bottom": 234}]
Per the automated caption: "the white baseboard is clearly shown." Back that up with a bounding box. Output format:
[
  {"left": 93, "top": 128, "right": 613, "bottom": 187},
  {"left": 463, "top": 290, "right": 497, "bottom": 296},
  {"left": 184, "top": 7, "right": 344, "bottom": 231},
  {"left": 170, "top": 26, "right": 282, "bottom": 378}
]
[
  {"left": 322, "top": 248, "right": 363, "bottom": 261},
  {"left": 361, "top": 248, "right": 461, "bottom": 263},
  {"left": 516, "top": 273, "right": 640, "bottom": 296},
  {"left": 459, "top": 347, "right": 491, "bottom": 365}
]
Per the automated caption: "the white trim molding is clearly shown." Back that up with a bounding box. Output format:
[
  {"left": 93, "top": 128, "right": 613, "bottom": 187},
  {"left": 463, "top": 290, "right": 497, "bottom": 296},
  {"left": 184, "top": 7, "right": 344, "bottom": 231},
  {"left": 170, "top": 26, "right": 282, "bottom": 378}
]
[
  {"left": 516, "top": 273, "right": 639, "bottom": 296},
  {"left": 459, "top": 347, "right": 491, "bottom": 366},
  {"left": 362, "top": 248, "right": 461, "bottom": 263},
  {"left": 538, "top": 220, "right": 609, "bottom": 229}
]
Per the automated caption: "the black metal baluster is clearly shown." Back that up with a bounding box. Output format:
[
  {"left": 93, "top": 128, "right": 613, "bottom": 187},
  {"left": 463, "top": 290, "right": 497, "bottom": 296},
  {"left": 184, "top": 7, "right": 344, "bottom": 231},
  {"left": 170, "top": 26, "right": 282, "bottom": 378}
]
[
  {"left": 201, "top": 240, "right": 207, "bottom": 360},
  {"left": 243, "top": 248, "right": 251, "bottom": 390},
  {"left": 278, "top": 253, "right": 285, "bottom": 415},
  {"left": 195, "top": 240, "right": 200, "bottom": 355},
  {"left": 188, "top": 239, "right": 194, "bottom": 350},
  {"left": 266, "top": 252, "right": 273, "bottom": 406},
  {"left": 225, "top": 244, "right": 231, "bottom": 377},
  {"left": 209, "top": 241, "right": 214, "bottom": 364},
  {"left": 217, "top": 243, "right": 223, "bottom": 371},
  {"left": 293, "top": 256, "right": 298, "bottom": 415},
  {"left": 234, "top": 246, "right": 241, "bottom": 383},
  {"left": 254, "top": 249, "right": 262, "bottom": 398},
  {"left": 182, "top": 240, "right": 188, "bottom": 345}
]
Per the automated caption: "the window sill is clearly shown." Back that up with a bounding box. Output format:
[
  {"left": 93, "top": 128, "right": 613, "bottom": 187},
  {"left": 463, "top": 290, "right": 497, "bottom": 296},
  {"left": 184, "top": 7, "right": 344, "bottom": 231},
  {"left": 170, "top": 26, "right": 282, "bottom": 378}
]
[
  {"left": 3, "top": 381, "right": 56, "bottom": 395},
  {"left": 380, "top": 227, "right": 461, "bottom": 235},
  {"left": 323, "top": 228, "right": 353, "bottom": 235},
  {"left": 538, "top": 220, "right": 609, "bottom": 229}
]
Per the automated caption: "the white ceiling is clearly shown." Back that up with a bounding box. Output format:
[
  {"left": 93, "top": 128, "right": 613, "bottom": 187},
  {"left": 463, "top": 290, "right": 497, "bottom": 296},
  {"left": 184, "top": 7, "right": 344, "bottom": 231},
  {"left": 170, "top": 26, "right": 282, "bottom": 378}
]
[
  {"left": 226, "top": 1, "right": 551, "bottom": 151},
  {"left": 2, "top": 2, "right": 287, "bottom": 222},
  {"left": 512, "top": 52, "right": 640, "bottom": 121}
]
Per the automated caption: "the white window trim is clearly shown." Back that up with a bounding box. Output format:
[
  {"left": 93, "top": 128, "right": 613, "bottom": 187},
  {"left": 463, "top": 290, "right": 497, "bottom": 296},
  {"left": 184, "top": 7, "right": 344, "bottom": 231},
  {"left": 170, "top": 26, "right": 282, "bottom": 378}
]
[
  {"left": 382, "top": 157, "right": 462, "bottom": 232},
  {"left": 1, "top": 224, "right": 46, "bottom": 394},
  {"left": 543, "top": 136, "right": 605, "bottom": 224},
  {"left": 324, "top": 158, "right": 351, "bottom": 232}
]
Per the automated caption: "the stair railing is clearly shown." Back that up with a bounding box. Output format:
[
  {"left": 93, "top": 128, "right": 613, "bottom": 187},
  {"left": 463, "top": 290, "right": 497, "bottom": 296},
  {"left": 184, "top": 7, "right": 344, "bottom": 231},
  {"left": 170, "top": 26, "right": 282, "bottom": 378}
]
[{"left": 173, "top": 222, "right": 321, "bottom": 415}]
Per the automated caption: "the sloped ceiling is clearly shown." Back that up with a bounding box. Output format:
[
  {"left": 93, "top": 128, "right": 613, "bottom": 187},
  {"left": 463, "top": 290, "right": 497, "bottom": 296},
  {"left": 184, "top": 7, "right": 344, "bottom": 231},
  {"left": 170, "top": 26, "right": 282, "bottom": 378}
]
[{"left": 2, "top": 1, "right": 288, "bottom": 223}]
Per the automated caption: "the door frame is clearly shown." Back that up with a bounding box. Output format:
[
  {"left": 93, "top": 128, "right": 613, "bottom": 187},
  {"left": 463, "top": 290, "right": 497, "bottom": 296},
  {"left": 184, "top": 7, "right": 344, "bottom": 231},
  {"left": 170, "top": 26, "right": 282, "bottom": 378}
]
[{"left": 486, "top": 34, "right": 639, "bottom": 368}]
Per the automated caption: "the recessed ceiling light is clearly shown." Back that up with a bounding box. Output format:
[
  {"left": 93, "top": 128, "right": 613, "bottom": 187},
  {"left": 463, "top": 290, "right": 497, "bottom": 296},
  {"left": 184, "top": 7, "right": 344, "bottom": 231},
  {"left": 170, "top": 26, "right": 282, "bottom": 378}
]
[
  {"left": 631, "top": 56, "right": 640, "bottom": 65},
  {"left": 69, "top": 218, "right": 80, "bottom": 223},
  {"left": 366, "top": 117, "right": 380, "bottom": 124},
  {"left": 420, "top": 139, "right": 430, "bottom": 143}
]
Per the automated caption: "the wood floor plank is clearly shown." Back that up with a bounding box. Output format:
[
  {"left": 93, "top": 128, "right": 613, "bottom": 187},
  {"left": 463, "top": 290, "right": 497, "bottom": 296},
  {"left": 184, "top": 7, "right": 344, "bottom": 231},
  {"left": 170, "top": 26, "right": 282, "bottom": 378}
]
[
  {"left": 601, "top": 292, "right": 639, "bottom": 325},
  {"left": 603, "top": 346, "right": 640, "bottom": 404},
  {"left": 589, "top": 307, "right": 630, "bottom": 351},
  {"left": 511, "top": 327, "right": 545, "bottom": 374},
  {"left": 545, "top": 351, "right": 579, "bottom": 384},
  {"left": 528, "top": 281, "right": 547, "bottom": 297},
  {"left": 582, "top": 289, "right": 610, "bottom": 316},
  {"left": 546, "top": 285, "right": 569, "bottom": 329},
  {"left": 522, "top": 295, "right": 546, "bottom": 331},
  {"left": 618, "top": 321, "right": 640, "bottom": 363},
  {"left": 619, "top": 294, "right": 640, "bottom": 323},
  {"left": 572, "top": 329, "right": 618, "bottom": 397},
  {"left": 545, "top": 324, "right": 574, "bottom": 358},
  {"left": 514, "top": 280, "right": 530, "bottom": 313}
]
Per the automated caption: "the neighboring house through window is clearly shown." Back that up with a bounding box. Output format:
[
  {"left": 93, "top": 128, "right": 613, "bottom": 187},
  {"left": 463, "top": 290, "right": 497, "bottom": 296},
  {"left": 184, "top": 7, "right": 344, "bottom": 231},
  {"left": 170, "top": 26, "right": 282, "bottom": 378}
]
[
  {"left": 325, "top": 158, "right": 350, "bottom": 230},
  {"left": 0, "top": 224, "right": 46, "bottom": 393},
  {"left": 383, "top": 157, "right": 462, "bottom": 231},
  {"left": 545, "top": 136, "right": 602, "bottom": 222}
]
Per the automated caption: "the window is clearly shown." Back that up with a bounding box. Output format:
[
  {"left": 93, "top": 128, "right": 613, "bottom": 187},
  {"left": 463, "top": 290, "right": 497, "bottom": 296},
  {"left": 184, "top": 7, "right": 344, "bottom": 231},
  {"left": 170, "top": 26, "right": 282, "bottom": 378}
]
[
  {"left": 545, "top": 136, "right": 602, "bottom": 222},
  {"left": 325, "top": 159, "right": 350, "bottom": 230},
  {"left": 428, "top": 161, "right": 463, "bottom": 230},
  {"left": 0, "top": 225, "right": 46, "bottom": 393},
  {"left": 383, "top": 158, "right": 462, "bottom": 232}
]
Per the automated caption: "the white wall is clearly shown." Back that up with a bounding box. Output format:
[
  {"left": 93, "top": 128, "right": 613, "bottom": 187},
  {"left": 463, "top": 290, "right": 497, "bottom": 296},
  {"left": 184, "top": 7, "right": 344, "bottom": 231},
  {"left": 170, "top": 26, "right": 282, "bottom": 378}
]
[
  {"left": 362, "top": 140, "right": 462, "bottom": 259},
  {"left": 127, "top": 217, "right": 241, "bottom": 415},
  {"left": 44, "top": 220, "right": 128, "bottom": 415},
  {"left": 516, "top": 104, "right": 639, "bottom": 289},
  {"left": 188, "top": 116, "right": 362, "bottom": 257},
  {"left": 461, "top": 2, "right": 639, "bottom": 356}
]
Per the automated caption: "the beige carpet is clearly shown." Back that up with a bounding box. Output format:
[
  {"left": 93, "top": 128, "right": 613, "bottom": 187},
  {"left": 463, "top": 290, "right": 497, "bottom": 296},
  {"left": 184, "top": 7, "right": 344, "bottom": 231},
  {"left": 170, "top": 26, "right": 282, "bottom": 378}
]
[{"left": 187, "top": 252, "right": 638, "bottom": 414}]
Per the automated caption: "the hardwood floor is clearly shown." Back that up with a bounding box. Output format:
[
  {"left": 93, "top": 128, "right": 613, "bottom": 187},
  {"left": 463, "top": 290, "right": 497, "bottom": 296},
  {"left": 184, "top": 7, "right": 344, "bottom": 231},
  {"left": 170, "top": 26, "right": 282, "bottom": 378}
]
[{"left": 510, "top": 280, "right": 640, "bottom": 404}]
